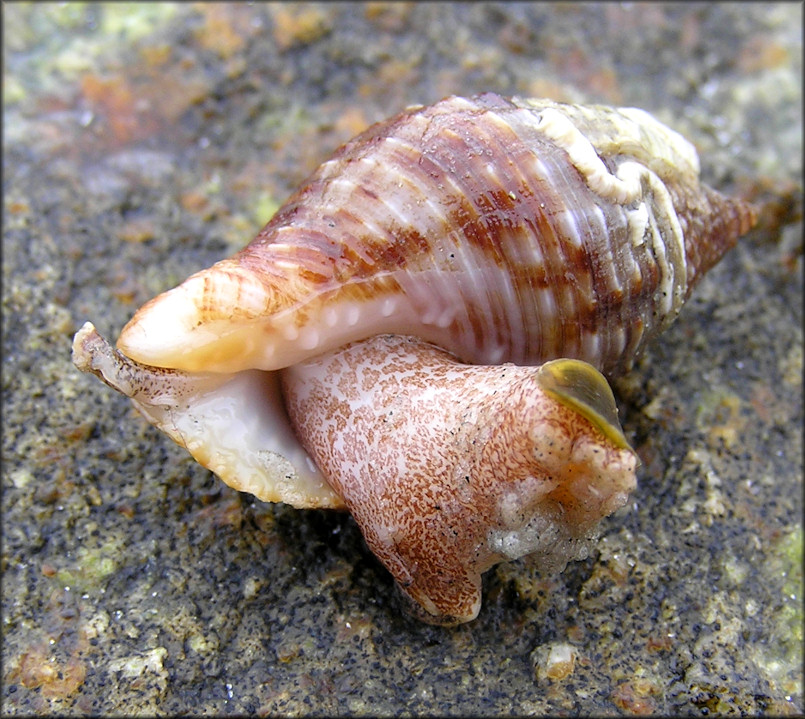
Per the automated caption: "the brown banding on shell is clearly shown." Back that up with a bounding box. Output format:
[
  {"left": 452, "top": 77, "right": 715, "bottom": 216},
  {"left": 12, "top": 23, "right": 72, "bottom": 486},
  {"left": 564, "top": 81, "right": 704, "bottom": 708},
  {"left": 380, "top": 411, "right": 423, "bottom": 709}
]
[{"left": 114, "top": 93, "right": 756, "bottom": 377}]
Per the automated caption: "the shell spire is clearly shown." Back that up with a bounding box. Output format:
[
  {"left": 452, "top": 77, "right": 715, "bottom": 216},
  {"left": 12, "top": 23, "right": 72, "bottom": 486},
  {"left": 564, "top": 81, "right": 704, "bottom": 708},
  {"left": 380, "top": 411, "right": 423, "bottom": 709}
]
[
  {"left": 115, "top": 93, "right": 756, "bottom": 378},
  {"left": 678, "top": 183, "right": 756, "bottom": 287}
]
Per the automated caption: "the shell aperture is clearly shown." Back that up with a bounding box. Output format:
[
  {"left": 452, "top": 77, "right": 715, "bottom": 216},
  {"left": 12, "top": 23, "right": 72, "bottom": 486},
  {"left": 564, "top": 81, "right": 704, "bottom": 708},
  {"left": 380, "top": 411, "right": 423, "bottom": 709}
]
[{"left": 72, "top": 321, "right": 342, "bottom": 508}]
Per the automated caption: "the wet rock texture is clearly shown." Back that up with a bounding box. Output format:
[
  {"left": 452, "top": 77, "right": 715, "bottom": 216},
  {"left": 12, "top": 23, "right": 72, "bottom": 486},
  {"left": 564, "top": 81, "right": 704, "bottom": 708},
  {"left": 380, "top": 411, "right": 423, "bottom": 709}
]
[{"left": 3, "top": 3, "right": 801, "bottom": 715}]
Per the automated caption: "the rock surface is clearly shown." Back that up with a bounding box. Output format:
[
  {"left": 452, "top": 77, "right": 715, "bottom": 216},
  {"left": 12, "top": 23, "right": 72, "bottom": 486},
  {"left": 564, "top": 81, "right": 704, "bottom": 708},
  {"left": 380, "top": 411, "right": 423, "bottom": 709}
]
[{"left": 3, "top": 3, "right": 801, "bottom": 715}]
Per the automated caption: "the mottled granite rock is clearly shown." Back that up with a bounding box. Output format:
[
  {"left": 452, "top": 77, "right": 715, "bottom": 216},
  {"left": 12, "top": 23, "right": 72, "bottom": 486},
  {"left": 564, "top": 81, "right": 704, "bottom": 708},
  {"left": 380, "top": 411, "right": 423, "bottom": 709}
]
[{"left": 3, "top": 3, "right": 801, "bottom": 715}]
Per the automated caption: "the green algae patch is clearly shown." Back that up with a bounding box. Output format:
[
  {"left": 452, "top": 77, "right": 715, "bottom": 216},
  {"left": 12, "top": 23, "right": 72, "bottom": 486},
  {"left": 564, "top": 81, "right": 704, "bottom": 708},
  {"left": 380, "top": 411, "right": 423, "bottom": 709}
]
[
  {"left": 777, "top": 526, "right": 803, "bottom": 654},
  {"left": 251, "top": 192, "right": 282, "bottom": 228},
  {"left": 99, "top": 3, "right": 179, "bottom": 42},
  {"left": 752, "top": 526, "right": 803, "bottom": 699},
  {"left": 53, "top": 538, "right": 124, "bottom": 593}
]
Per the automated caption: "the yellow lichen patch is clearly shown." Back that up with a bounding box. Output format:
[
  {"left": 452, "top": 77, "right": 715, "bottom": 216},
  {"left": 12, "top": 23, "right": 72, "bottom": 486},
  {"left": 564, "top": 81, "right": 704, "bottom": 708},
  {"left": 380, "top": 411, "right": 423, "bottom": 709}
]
[
  {"left": 49, "top": 539, "right": 123, "bottom": 593},
  {"left": 99, "top": 3, "right": 178, "bottom": 42},
  {"left": 270, "top": 4, "right": 332, "bottom": 52},
  {"left": 694, "top": 388, "right": 746, "bottom": 449},
  {"left": 192, "top": 3, "right": 246, "bottom": 59}
]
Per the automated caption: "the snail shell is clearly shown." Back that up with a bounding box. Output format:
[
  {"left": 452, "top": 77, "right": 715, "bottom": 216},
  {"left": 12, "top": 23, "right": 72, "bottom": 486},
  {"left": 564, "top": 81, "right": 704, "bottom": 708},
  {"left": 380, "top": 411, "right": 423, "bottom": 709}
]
[
  {"left": 114, "top": 93, "right": 755, "bottom": 378},
  {"left": 72, "top": 93, "right": 756, "bottom": 622}
]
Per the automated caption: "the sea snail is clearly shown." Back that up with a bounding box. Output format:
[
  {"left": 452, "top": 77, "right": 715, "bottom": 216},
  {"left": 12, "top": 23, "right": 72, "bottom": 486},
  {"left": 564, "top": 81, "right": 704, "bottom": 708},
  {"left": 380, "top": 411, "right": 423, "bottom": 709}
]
[{"left": 72, "top": 93, "right": 756, "bottom": 624}]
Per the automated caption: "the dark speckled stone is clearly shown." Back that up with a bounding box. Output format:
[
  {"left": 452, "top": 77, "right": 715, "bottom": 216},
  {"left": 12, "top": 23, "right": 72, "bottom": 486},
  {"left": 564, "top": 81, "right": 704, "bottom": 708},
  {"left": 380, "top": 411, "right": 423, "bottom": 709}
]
[{"left": 2, "top": 3, "right": 801, "bottom": 715}]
